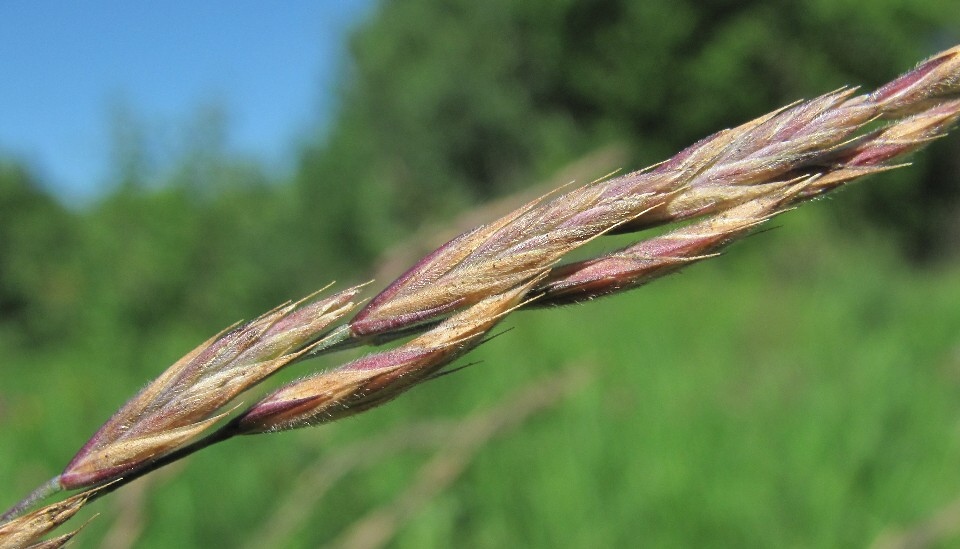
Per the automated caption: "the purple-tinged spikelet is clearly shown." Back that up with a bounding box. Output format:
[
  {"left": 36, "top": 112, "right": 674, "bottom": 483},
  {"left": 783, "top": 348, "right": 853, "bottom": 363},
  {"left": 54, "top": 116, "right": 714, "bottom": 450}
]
[
  {"left": 535, "top": 189, "right": 797, "bottom": 306},
  {"left": 60, "top": 286, "right": 362, "bottom": 489},
  {"left": 871, "top": 46, "right": 960, "bottom": 116}
]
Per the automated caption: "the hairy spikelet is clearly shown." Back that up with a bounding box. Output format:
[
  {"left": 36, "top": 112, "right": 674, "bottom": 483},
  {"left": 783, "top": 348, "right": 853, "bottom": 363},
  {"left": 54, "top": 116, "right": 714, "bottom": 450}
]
[
  {"left": 798, "top": 99, "right": 960, "bottom": 197},
  {"left": 535, "top": 188, "right": 798, "bottom": 305},
  {"left": 60, "top": 286, "right": 363, "bottom": 489},
  {"left": 870, "top": 45, "right": 960, "bottom": 115},
  {"left": 0, "top": 487, "right": 100, "bottom": 549},
  {"left": 348, "top": 177, "right": 669, "bottom": 337}
]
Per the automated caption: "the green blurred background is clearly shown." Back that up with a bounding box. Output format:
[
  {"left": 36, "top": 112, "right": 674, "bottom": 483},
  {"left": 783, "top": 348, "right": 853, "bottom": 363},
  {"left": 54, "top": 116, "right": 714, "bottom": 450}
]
[{"left": 3, "top": 1, "right": 960, "bottom": 547}]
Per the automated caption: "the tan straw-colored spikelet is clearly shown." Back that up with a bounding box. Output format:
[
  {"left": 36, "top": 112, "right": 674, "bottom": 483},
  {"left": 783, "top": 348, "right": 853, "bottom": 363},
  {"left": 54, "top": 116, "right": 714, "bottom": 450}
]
[
  {"left": 0, "top": 486, "right": 101, "bottom": 549},
  {"left": 60, "top": 285, "right": 363, "bottom": 489}
]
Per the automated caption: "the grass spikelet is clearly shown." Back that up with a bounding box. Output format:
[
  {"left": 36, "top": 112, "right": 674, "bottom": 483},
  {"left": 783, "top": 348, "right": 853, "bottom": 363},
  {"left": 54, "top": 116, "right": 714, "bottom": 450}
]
[
  {"left": 0, "top": 487, "right": 101, "bottom": 549},
  {"left": 59, "top": 285, "right": 363, "bottom": 489},
  {"left": 535, "top": 185, "right": 798, "bottom": 305},
  {"left": 871, "top": 45, "right": 960, "bottom": 116}
]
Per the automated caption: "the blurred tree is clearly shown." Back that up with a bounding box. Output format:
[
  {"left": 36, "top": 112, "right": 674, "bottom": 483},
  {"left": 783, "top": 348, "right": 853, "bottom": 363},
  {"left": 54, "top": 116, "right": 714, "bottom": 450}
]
[
  {"left": 69, "top": 102, "right": 308, "bottom": 356},
  {"left": 0, "top": 161, "right": 79, "bottom": 343}
]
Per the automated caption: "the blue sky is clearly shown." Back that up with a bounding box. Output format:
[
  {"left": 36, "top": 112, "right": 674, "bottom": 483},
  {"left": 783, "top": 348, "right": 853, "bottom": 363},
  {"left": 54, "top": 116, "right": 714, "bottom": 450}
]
[{"left": 0, "top": 1, "right": 374, "bottom": 202}]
